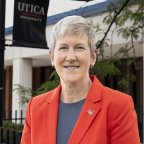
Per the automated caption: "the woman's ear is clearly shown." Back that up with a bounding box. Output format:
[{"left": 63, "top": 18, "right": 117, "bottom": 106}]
[
  {"left": 49, "top": 50, "right": 54, "bottom": 66},
  {"left": 91, "top": 49, "right": 97, "bottom": 66}
]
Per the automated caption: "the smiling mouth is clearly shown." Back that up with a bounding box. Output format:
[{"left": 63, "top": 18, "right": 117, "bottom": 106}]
[{"left": 63, "top": 66, "right": 80, "bottom": 70}]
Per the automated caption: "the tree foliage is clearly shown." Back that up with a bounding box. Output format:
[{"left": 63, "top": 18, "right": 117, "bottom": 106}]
[
  {"left": 91, "top": 0, "right": 143, "bottom": 87},
  {"left": 13, "top": 84, "right": 32, "bottom": 104}
]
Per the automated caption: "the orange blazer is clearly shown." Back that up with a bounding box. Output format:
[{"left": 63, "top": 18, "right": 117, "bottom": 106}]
[{"left": 21, "top": 76, "right": 140, "bottom": 144}]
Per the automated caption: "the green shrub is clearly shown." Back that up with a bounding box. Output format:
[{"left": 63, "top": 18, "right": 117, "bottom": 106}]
[{"left": 1, "top": 121, "right": 23, "bottom": 143}]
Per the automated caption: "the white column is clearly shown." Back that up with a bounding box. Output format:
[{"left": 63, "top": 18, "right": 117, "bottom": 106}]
[{"left": 12, "top": 57, "right": 32, "bottom": 122}]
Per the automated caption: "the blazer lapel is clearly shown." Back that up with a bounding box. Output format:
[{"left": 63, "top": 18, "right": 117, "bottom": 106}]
[
  {"left": 68, "top": 76, "right": 103, "bottom": 144},
  {"left": 43, "top": 86, "right": 61, "bottom": 144}
]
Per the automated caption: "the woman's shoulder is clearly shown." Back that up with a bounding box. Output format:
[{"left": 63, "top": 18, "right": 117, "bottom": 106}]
[
  {"left": 33, "top": 90, "right": 54, "bottom": 101},
  {"left": 91, "top": 75, "right": 134, "bottom": 108},
  {"left": 102, "top": 86, "right": 131, "bottom": 99},
  {"left": 101, "top": 86, "right": 134, "bottom": 111},
  {"left": 27, "top": 88, "right": 58, "bottom": 109}
]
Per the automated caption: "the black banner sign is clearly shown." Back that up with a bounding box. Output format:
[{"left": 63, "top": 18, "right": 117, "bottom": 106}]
[{"left": 12, "top": 0, "right": 49, "bottom": 49}]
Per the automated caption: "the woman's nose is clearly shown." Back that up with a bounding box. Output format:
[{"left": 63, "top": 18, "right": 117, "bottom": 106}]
[{"left": 66, "top": 49, "right": 76, "bottom": 61}]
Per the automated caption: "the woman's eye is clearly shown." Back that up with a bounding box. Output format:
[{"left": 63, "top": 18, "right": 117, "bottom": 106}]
[
  {"left": 76, "top": 47, "right": 85, "bottom": 50},
  {"left": 59, "top": 47, "right": 67, "bottom": 50}
]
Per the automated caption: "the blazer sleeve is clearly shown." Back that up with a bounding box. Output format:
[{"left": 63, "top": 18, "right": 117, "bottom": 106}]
[
  {"left": 109, "top": 96, "right": 140, "bottom": 144},
  {"left": 21, "top": 98, "right": 33, "bottom": 144}
]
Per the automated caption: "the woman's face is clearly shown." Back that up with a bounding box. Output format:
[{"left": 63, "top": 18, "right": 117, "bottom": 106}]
[{"left": 50, "top": 32, "right": 96, "bottom": 84}]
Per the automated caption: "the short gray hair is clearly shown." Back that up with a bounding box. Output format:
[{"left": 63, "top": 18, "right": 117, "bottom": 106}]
[{"left": 49, "top": 15, "right": 96, "bottom": 55}]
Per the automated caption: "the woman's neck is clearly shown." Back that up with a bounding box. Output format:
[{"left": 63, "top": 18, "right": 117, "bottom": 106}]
[{"left": 60, "top": 78, "right": 92, "bottom": 103}]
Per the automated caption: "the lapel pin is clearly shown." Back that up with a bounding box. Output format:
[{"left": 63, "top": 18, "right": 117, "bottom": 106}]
[{"left": 87, "top": 109, "right": 95, "bottom": 116}]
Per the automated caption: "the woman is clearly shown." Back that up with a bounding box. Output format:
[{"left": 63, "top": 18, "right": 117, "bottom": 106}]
[{"left": 21, "top": 15, "right": 140, "bottom": 144}]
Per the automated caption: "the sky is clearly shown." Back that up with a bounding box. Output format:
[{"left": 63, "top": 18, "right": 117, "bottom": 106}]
[{"left": 5, "top": 0, "right": 107, "bottom": 28}]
